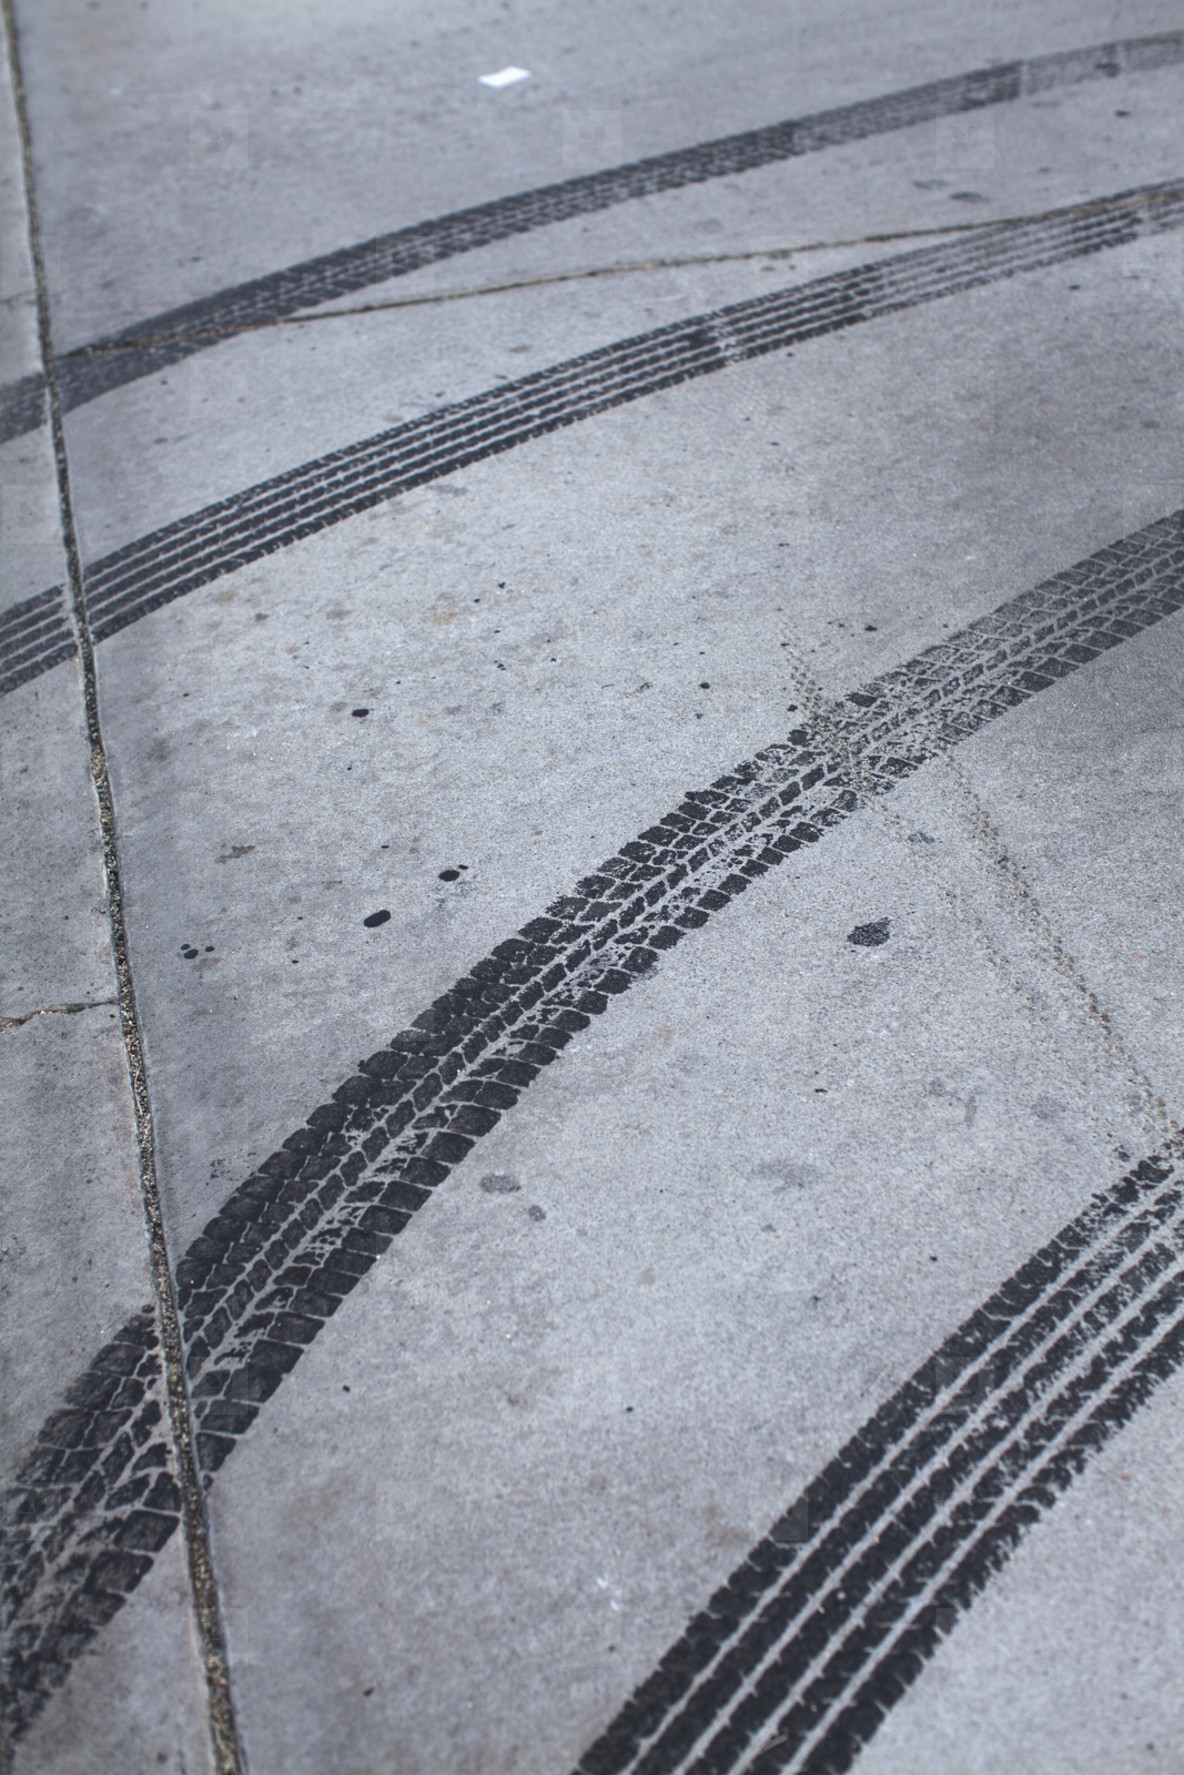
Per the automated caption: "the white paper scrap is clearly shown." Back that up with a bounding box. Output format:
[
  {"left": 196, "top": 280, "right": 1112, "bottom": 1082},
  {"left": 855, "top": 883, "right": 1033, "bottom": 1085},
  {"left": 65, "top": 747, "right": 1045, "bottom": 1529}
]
[{"left": 479, "top": 66, "right": 531, "bottom": 88}]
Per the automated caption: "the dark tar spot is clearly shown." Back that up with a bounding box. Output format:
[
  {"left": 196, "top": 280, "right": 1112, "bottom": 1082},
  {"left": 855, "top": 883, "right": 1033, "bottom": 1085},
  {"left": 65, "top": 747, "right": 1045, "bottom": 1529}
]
[
  {"left": 351, "top": 707, "right": 370, "bottom": 717},
  {"left": 363, "top": 909, "right": 391, "bottom": 928},
  {"left": 181, "top": 948, "right": 199, "bottom": 960},
  {"left": 848, "top": 918, "right": 890, "bottom": 947},
  {"left": 438, "top": 868, "right": 461, "bottom": 881},
  {"left": 527, "top": 1204, "right": 546, "bottom": 1222},
  {"left": 864, "top": 624, "right": 878, "bottom": 631},
  {"left": 699, "top": 681, "right": 710, "bottom": 689}
]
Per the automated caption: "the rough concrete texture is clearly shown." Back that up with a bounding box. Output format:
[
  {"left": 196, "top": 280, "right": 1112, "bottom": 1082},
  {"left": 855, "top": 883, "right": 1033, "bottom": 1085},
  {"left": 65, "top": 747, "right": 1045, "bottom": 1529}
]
[{"left": 1, "top": 1, "right": 1181, "bottom": 1771}]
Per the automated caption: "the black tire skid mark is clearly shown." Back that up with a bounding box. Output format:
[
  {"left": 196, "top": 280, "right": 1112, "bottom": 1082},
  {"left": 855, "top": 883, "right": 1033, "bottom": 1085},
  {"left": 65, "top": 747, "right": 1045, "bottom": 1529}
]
[
  {"left": 796, "top": 1311, "right": 1184, "bottom": 1775},
  {"left": 0, "top": 587, "right": 74, "bottom": 696},
  {"left": 3, "top": 513, "right": 1180, "bottom": 1739},
  {"left": 2, "top": 176, "right": 1182, "bottom": 699},
  {"left": 578, "top": 1160, "right": 1184, "bottom": 1773},
  {"left": 1, "top": 31, "right": 1179, "bottom": 447},
  {"left": 0, "top": 1312, "right": 183, "bottom": 1740}
]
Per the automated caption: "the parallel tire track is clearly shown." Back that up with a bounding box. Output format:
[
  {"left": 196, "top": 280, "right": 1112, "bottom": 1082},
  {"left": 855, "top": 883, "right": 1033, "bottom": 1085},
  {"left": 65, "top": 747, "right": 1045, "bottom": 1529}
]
[
  {"left": 3, "top": 511, "right": 1181, "bottom": 1738},
  {"left": 576, "top": 1153, "right": 1184, "bottom": 1775},
  {"left": 0, "top": 587, "right": 75, "bottom": 697},
  {"left": 1, "top": 30, "right": 1178, "bottom": 445},
  {"left": 2, "top": 177, "right": 1182, "bottom": 701}
]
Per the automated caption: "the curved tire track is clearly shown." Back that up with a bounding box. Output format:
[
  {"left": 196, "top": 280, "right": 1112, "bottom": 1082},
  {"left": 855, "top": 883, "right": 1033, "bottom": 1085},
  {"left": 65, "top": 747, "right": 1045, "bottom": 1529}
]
[
  {"left": 3, "top": 511, "right": 1181, "bottom": 1739},
  {"left": 574, "top": 1154, "right": 1184, "bottom": 1775},
  {"left": 3, "top": 176, "right": 1182, "bottom": 701},
  {"left": 1, "top": 31, "right": 1179, "bottom": 445}
]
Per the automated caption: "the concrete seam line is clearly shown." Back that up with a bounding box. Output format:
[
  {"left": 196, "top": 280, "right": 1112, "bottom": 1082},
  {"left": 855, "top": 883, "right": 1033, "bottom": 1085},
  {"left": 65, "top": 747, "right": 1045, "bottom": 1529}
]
[
  {"left": 0, "top": 29, "right": 1179, "bottom": 441},
  {"left": 1, "top": 175, "right": 1182, "bottom": 699},
  {"left": 0, "top": 5, "right": 243, "bottom": 1771},
  {"left": 2, "top": 194, "right": 1167, "bottom": 344},
  {"left": 2, "top": 510, "right": 1181, "bottom": 1738},
  {"left": 0, "top": 998, "right": 118, "bottom": 1031}
]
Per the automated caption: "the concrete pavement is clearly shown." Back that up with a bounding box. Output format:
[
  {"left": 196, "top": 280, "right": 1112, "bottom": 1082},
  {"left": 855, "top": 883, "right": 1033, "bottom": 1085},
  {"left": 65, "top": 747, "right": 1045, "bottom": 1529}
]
[{"left": 1, "top": 3, "right": 1182, "bottom": 1771}]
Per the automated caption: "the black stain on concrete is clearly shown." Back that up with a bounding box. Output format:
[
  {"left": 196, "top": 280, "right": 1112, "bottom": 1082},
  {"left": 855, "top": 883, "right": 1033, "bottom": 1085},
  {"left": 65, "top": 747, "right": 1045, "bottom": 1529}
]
[
  {"left": 848, "top": 918, "right": 891, "bottom": 947},
  {"left": 363, "top": 910, "right": 391, "bottom": 928}
]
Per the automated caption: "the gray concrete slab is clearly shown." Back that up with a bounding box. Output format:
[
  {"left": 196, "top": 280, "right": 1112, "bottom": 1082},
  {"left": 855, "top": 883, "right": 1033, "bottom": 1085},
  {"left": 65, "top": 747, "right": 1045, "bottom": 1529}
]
[
  {"left": 202, "top": 795, "right": 1158, "bottom": 1772},
  {"left": 2, "top": 1, "right": 1183, "bottom": 1771},
  {"left": 15, "top": 0, "right": 1183, "bottom": 347}
]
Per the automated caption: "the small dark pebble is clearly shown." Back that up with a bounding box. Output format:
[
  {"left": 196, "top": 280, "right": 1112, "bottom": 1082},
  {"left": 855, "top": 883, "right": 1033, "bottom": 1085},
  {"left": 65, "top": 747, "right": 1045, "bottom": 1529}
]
[
  {"left": 204, "top": 945, "right": 214, "bottom": 952},
  {"left": 351, "top": 708, "right": 370, "bottom": 717},
  {"left": 480, "top": 1174, "right": 520, "bottom": 1193},
  {"left": 848, "top": 918, "right": 890, "bottom": 947},
  {"left": 864, "top": 624, "right": 877, "bottom": 631},
  {"left": 363, "top": 909, "right": 391, "bottom": 928},
  {"left": 699, "top": 681, "right": 711, "bottom": 689},
  {"left": 181, "top": 948, "right": 199, "bottom": 960}
]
